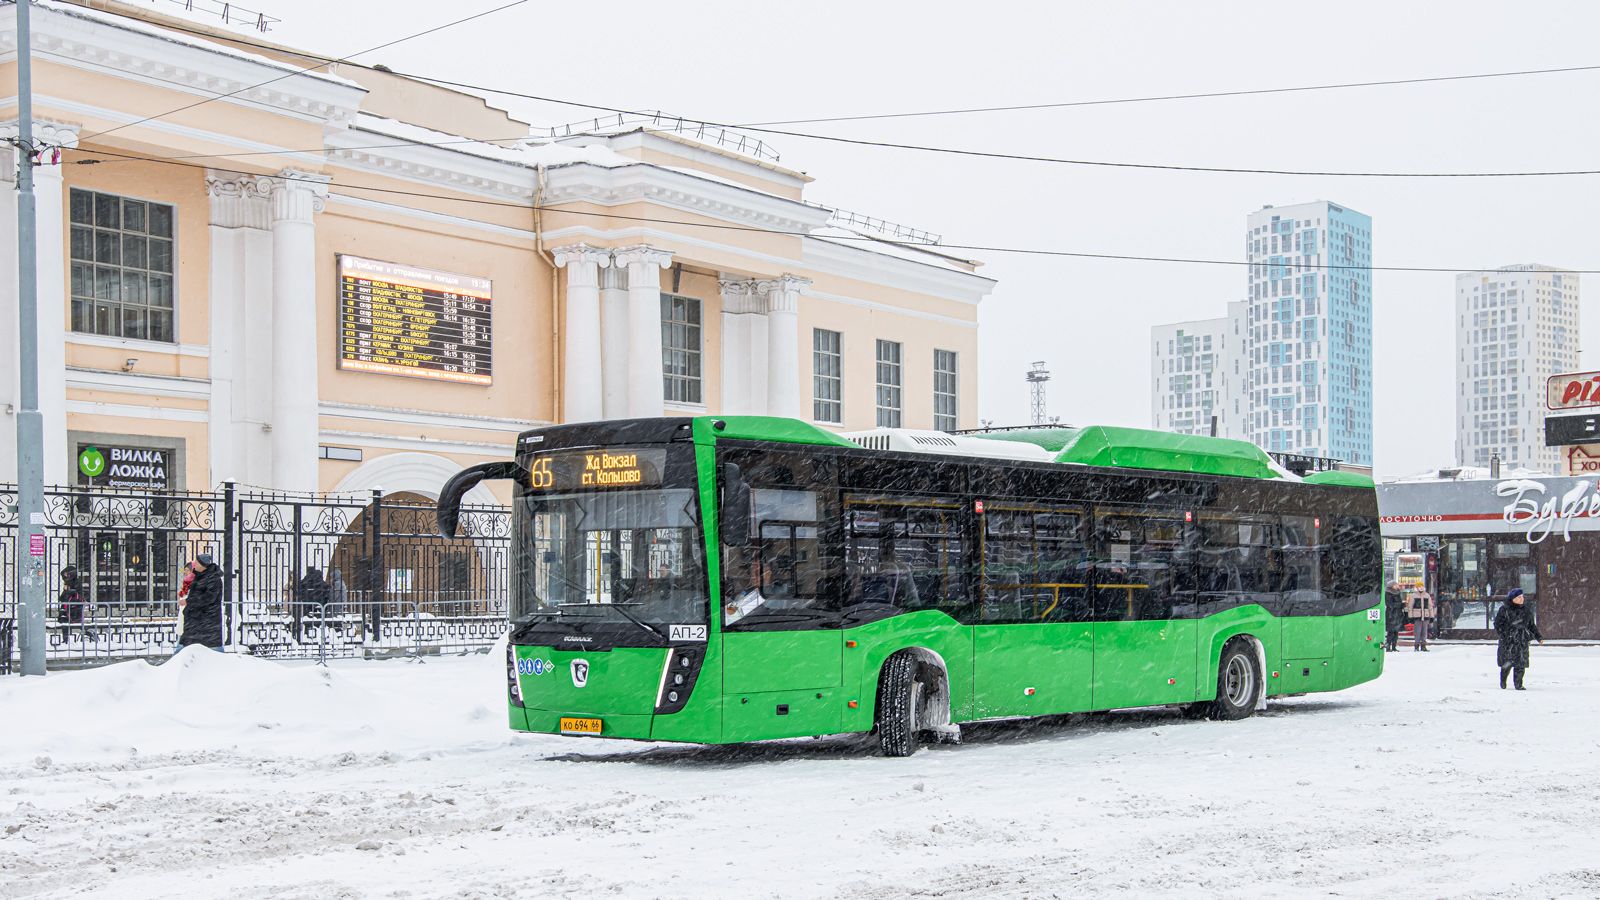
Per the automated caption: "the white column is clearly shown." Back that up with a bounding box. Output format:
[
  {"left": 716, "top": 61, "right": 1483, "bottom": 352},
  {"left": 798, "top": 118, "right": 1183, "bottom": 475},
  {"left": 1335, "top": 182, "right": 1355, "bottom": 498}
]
[
  {"left": 599, "top": 262, "right": 629, "bottom": 419},
  {"left": 718, "top": 276, "right": 755, "bottom": 415},
  {"left": 764, "top": 275, "right": 808, "bottom": 419},
  {"left": 552, "top": 243, "right": 608, "bottom": 423},
  {"left": 613, "top": 245, "right": 674, "bottom": 418},
  {"left": 204, "top": 172, "right": 274, "bottom": 488},
  {"left": 268, "top": 171, "right": 327, "bottom": 493}
]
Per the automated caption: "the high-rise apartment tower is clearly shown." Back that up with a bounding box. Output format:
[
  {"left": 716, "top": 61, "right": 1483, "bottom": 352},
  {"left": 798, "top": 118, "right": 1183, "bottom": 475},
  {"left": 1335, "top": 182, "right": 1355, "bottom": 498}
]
[
  {"left": 1454, "top": 264, "right": 1579, "bottom": 474},
  {"left": 1242, "top": 201, "right": 1372, "bottom": 465},
  {"left": 1151, "top": 302, "right": 1245, "bottom": 438}
]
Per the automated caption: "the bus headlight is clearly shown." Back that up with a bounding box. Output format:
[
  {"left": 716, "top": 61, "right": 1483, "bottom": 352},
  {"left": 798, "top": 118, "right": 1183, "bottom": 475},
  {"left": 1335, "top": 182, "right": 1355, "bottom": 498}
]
[{"left": 506, "top": 642, "right": 524, "bottom": 707}]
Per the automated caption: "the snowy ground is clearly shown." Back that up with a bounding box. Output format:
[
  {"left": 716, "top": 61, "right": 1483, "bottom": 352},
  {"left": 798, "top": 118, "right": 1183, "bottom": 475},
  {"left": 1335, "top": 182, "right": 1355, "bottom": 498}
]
[{"left": 4, "top": 644, "right": 1600, "bottom": 900}]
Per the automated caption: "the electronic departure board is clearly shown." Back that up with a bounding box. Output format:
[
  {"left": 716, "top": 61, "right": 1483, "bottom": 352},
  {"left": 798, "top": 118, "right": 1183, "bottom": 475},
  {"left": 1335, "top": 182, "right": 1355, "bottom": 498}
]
[{"left": 338, "top": 255, "right": 492, "bottom": 385}]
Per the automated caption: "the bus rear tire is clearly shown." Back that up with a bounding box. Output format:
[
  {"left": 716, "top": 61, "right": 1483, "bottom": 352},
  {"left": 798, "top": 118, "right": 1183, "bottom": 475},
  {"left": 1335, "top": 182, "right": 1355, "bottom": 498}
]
[
  {"left": 1206, "top": 639, "right": 1261, "bottom": 721},
  {"left": 876, "top": 652, "right": 923, "bottom": 757}
]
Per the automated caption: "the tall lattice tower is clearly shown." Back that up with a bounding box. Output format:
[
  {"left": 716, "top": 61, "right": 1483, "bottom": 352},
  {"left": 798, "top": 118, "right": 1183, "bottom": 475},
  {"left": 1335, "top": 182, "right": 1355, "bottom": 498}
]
[{"left": 1026, "top": 361, "right": 1050, "bottom": 426}]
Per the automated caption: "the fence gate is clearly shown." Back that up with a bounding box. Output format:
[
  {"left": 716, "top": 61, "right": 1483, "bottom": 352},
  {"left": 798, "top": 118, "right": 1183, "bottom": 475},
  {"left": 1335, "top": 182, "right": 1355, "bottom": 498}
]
[{"left": 2, "top": 484, "right": 509, "bottom": 670}]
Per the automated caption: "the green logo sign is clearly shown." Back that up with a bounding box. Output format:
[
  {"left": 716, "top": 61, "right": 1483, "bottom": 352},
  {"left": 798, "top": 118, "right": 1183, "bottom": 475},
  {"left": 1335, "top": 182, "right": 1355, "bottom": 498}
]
[{"left": 78, "top": 446, "right": 105, "bottom": 478}]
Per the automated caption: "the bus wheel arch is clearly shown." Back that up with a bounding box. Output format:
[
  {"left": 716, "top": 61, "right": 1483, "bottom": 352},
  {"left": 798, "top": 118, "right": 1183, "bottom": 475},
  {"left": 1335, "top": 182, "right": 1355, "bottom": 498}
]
[
  {"left": 1186, "top": 634, "right": 1266, "bottom": 721},
  {"left": 874, "top": 647, "right": 951, "bottom": 756}
]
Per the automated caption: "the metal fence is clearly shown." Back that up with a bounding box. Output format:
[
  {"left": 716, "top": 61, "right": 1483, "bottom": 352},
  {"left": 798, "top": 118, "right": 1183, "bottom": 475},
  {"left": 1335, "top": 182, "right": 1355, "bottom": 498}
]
[{"left": 0, "top": 484, "right": 509, "bottom": 671}]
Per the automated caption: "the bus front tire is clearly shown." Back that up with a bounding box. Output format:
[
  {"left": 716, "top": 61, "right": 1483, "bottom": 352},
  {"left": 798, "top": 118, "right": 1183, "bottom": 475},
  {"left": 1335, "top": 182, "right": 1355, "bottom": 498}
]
[
  {"left": 876, "top": 652, "right": 923, "bottom": 757},
  {"left": 1204, "top": 639, "right": 1262, "bottom": 721}
]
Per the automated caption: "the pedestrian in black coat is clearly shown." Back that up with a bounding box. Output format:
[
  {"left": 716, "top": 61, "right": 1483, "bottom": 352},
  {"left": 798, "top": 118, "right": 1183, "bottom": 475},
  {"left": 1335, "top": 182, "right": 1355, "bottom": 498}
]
[
  {"left": 1384, "top": 583, "right": 1405, "bottom": 652},
  {"left": 178, "top": 554, "right": 224, "bottom": 651},
  {"left": 1494, "top": 587, "right": 1543, "bottom": 690}
]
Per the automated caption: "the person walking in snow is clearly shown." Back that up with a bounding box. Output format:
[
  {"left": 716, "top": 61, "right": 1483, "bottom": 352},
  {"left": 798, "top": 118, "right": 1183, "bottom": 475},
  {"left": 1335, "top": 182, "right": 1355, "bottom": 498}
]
[
  {"left": 57, "top": 564, "right": 86, "bottom": 626},
  {"left": 1494, "top": 587, "right": 1543, "bottom": 690},
  {"left": 1384, "top": 582, "right": 1405, "bottom": 652},
  {"left": 176, "top": 554, "right": 224, "bottom": 653},
  {"left": 1408, "top": 588, "right": 1436, "bottom": 651},
  {"left": 296, "top": 567, "right": 332, "bottom": 641}
]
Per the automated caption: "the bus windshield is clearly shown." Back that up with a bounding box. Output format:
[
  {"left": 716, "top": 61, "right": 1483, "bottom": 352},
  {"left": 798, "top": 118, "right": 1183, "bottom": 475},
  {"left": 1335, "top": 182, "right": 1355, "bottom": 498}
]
[{"left": 511, "top": 487, "right": 707, "bottom": 630}]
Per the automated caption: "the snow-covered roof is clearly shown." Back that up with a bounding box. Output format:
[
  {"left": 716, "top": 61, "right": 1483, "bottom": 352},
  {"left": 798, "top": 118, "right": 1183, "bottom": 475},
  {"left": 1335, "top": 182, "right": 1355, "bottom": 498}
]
[
  {"left": 40, "top": 0, "right": 364, "bottom": 89},
  {"left": 352, "top": 116, "right": 634, "bottom": 169},
  {"left": 1386, "top": 465, "right": 1551, "bottom": 484},
  {"left": 807, "top": 225, "right": 983, "bottom": 276}
]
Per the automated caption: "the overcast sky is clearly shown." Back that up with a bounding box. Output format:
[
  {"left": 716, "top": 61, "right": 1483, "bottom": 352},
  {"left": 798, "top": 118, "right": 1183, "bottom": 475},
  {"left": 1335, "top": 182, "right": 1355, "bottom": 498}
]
[{"left": 232, "top": 0, "right": 1600, "bottom": 478}]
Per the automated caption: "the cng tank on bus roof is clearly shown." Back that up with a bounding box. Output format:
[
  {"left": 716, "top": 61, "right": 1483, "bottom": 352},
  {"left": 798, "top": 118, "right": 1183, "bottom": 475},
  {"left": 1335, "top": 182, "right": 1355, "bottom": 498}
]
[{"left": 838, "top": 428, "right": 1060, "bottom": 463}]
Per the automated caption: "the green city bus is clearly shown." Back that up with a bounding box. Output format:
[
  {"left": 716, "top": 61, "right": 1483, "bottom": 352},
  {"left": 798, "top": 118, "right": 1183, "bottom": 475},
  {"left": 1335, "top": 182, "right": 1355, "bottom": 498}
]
[{"left": 436, "top": 416, "right": 1383, "bottom": 756}]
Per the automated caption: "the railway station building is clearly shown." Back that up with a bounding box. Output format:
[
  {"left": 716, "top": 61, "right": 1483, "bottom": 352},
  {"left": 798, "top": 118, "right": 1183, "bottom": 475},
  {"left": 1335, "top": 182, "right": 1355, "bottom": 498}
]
[{"left": 0, "top": 0, "right": 994, "bottom": 504}]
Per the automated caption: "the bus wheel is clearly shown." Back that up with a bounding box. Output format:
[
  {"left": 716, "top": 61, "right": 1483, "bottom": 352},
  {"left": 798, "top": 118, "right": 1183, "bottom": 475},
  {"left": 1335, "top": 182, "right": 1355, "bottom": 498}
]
[
  {"left": 1207, "top": 639, "right": 1262, "bottom": 721},
  {"left": 876, "top": 652, "right": 923, "bottom": 757}
]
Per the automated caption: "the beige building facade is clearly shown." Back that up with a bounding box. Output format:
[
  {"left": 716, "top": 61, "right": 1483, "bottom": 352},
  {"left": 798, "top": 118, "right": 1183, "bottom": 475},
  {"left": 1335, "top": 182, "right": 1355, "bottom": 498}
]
[{"left": 0, "top": 1, "right": 994, "bottom": 503}]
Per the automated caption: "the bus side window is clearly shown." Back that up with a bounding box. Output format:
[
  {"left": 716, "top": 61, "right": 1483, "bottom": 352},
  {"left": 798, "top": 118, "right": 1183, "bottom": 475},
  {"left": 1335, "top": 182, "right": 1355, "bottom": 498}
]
[
  {"left": 981, "top": 504, "right": 1089, "bottom": 623},
  {"left": 844, "top": 497, "right": 966, "bottom": 619},
  {"left": 1094, "top": 509, "right": 1187, "bottom": 622},
  {"left": 1323, "top": 515, "right": 1381, "bottom": 615},
  {"left": 1280, "top": 515, "right": 1324, "bottom": 615},
  {"left": 719, "top": 448, "right": 842, "bottom": 630}
]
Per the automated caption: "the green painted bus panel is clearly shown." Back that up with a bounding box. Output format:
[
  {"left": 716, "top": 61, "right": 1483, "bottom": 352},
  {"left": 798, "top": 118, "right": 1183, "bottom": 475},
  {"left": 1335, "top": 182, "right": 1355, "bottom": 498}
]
[
  {"left": 842, "top": 611, "right": 974, "bottom": 732},
  {"left": 522, "top": 709, "right": 655, "bottom": 741},
  {"left": 1054, "top": 426, "right": 1282, "bottom": 480},
  {"left": 515, "top": 645, "right": 666, "bottom": 717},
  {"left": 973, "top": 623, "right": 1092, "bottom": 718},
  {"left": 1333, "top": 606, "right": 1385, "bottom": 689},
  {"left": 1092, "top": 620, "right": 1198, "bottom": 709},
  {"left": 691, "top": 415, "right": 858, "bottom": 449},
  {"left": 1302, "top": 470, "right": 1375, "bottom": 488},
  {"left": 1280, "top": 658, "right": 1335, "bottom": 692},
  {"left": 722, "top": 689, "right": 844, "bottom": 742},
  {"left": 1281, "top": 615, "right": 1335, "bottom": 660},
  {"left": 1194, "top": 605, "right": 1280, "bottom": 702},
  {"left": 722, "top": 630, "right": 842, "bottom": 694},
  {"left": 509, "top": 705, "right": 528, "bottom": 731}
]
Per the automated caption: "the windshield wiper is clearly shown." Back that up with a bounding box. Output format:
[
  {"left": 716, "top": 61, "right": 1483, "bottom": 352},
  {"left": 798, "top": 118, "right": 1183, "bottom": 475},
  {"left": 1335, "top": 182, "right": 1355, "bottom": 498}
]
[{"left": 555, "top": 602, "right": 668, "bottom": 644}]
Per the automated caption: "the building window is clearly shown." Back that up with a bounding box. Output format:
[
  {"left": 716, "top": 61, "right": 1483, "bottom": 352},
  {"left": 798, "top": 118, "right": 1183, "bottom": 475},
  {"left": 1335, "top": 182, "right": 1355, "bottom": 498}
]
[
  {"left": 661, "top": 293, "right": 701, "bottom": 404},
  {"left": 69, "top": 188, "right": 175, "bottom": 342},
  {"left": 813, "top": 328, "right": 842, "bottom": 424},
  {"left": 933, "top": 349, "right": 958, "bottom": 432},
  {"left": 875, "top": 339, "right": 902, "bottom": 428}
]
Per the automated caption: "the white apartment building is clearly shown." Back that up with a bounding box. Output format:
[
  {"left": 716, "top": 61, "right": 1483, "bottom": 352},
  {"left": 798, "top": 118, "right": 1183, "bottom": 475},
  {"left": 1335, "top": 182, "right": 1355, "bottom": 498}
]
[
  {"left": 1455, "top": 264, "right": 1580, "bottom": 474},
  {"left": 1241, "top": 201, "right": 1373, "bottom": 465},
  {"left": 1150, "top": 301, "right": 1245, "bottom": 438}
]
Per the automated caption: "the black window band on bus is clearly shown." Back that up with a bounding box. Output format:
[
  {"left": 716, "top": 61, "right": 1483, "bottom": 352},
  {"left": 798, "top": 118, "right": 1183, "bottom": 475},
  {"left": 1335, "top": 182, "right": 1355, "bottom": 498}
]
[{"left": 713, "top": 440, "right": 1380, "bottom": 632}]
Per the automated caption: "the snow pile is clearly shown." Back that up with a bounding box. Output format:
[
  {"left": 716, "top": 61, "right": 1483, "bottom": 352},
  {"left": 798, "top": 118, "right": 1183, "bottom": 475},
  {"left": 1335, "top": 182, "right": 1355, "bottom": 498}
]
[
  {"left": 7, "top": 645, "right": 1600, "bottom": 898},
  {"left": 0, "top": 642, "right": 512, "bottom": 765}
]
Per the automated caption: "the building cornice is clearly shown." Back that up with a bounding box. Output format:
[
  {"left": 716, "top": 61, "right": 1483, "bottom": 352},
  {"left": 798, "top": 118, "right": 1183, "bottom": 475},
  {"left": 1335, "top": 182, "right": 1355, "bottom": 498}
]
[
  {"left": 801, "top": 236, "right": 996, "bottom": 306},
  {"left": 323, "top": 126, "right": 539, "bottom": 205},
  {"left": 1, "top": 5, "right": 365, "bottom": 132},
  {"left": 541, "top": 162, "right": 833, "bottom": 235},
  {"left": 317, "top": 400, "right": 541, "bottom": 436}
]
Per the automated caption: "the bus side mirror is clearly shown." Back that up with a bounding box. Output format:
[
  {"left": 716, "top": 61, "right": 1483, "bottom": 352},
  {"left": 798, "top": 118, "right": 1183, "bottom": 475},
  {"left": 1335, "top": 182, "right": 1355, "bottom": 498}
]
[
  {"left": 436, "top": 461, "right": 522, "bottom": 537},
  {"left": 721, "top": 463, "right": 752, "bottom": 547}
]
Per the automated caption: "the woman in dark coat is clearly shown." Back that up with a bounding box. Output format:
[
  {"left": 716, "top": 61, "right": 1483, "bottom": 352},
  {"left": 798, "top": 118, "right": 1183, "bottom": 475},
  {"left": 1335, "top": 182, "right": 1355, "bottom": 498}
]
[
  {"left": 179, "top": 554, "right": 224, "bottom": 651},
  {"left": 1494, "top": 587, "right": 1543, "bottom": 690}
]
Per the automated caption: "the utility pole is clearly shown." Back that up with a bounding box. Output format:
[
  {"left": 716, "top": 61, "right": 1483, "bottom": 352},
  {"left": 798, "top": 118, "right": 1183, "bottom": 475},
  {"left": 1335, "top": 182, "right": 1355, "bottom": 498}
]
[{"left": 14, "top": 0, "right": 47, "bottom": 676}]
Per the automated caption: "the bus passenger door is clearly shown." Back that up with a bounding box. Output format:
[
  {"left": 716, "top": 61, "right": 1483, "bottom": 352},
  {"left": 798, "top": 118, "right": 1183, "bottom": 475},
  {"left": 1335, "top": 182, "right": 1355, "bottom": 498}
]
[
  {"left": 1091, "top": 509, "right": 1198, "bottom": 710},
  {"left": 972, "top": 503, "right": 1094, "bottom": 717},
  {"left": 718, "top": 469, "right": 844, "bottom": 741}
]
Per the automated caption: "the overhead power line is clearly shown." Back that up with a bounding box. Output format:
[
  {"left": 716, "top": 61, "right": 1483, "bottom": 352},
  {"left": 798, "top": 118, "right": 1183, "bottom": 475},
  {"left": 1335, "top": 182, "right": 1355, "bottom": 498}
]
[
  {"left": 65, "top": 146, "right": 1600, "bottom": 275},
  {"left": 39, "top": 8, "right": 1600, "bottom": 179},
  {"left": 734, "top": 63, "right": 1600, "bottom": 127},
  {"left": 74, "top": 0, "right": 531, "bottom": 144}
]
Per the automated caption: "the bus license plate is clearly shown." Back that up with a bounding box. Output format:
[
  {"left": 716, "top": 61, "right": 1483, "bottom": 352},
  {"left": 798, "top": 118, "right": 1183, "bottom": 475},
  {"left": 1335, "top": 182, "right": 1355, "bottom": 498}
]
[{"left": 560, "top": 717, "right": 602, "bottom": 734}]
